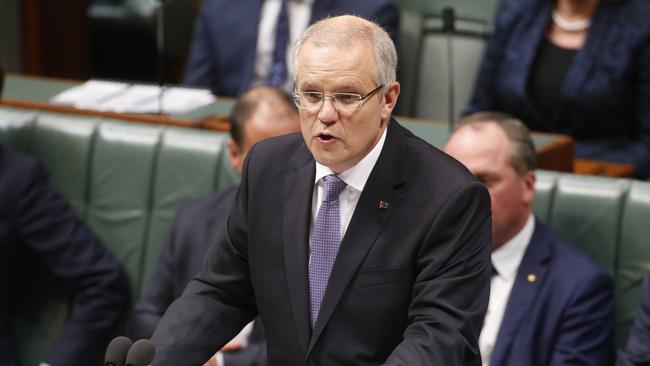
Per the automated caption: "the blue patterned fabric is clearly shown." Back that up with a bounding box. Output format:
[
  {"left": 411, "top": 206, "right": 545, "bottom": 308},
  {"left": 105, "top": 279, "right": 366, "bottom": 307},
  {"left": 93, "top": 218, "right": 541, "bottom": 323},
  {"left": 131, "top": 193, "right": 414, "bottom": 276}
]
[
  {"left": 466, "top": 0, "right": 650, "bottom": 178},
  {"left": 309, "top": 174, "right": 346, "bottom": 328},
  {"left": 266, "top": 0, "right": 290, "bottom": 87}
]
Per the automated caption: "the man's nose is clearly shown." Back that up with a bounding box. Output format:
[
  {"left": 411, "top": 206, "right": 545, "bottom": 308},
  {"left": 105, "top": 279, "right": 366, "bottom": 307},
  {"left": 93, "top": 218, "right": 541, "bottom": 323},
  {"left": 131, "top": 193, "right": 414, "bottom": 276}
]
[{"left": 317, "top": 96, "right": 339, "bottom": 124}]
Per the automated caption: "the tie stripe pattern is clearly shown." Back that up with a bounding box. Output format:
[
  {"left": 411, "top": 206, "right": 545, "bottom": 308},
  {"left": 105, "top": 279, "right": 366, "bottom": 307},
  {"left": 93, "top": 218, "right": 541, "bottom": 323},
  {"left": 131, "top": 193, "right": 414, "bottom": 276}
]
[
  {"left": 266, "top": 0, "right": 290, "bottom": 87},
  {"left": 309, "top": 174, "right": 347, "bottom": 328}
]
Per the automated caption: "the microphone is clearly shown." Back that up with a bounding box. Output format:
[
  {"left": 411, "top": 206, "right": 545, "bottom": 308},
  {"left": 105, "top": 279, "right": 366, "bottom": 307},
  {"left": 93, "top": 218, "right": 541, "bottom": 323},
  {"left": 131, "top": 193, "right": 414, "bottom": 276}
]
[
  {"left": 441, "top": 7, "right": 456, "bottom": 131},
  {"left": 125, "top": 339, "right": 156, "bottom": 366},
  {"left": 105, "top": 336, "right": 133, "bottom": 366}
]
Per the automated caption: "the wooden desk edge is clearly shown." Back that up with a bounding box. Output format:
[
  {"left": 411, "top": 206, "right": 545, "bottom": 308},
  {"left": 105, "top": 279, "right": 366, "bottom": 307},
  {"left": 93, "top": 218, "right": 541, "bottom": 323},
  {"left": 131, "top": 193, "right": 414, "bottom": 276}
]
[{"left": 1, "top": 98, "right": 231, "bottom": 132}]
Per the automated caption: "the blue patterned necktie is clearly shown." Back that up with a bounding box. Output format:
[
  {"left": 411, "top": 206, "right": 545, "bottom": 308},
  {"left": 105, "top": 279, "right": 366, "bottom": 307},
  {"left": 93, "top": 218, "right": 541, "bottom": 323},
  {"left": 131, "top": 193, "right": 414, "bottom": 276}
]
[
  {"left": 309, "top": 174, "right": 347, "bottom": 328},
  {"left": 266, "top": 0, "right": 290, "bottom": 87}
]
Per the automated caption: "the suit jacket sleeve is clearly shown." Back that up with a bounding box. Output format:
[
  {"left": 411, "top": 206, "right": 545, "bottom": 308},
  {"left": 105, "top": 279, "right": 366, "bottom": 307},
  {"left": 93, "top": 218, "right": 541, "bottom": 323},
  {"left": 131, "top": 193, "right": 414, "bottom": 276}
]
[
  {"left": 129, "top": 211, "right": 184, "bottom": 340},
  {"left": 16, "top": 157, "right": 129, "bottom": 365},
  {"left": 382, "top": 180, "right": 492, "bottom": 365},
  {"left": 618, "top": 273, "right": 650, "bottom": 365},
  {"left": 549, "top": 269, "right": 615, "bottom": 365},
  {"left": 183, "top": 0, "right": 218, "bottom": 89}
]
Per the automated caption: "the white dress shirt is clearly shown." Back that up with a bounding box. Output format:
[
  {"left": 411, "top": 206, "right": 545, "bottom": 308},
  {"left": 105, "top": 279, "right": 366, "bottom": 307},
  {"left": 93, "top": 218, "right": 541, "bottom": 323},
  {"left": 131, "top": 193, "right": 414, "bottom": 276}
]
[
  {"left": 479, "top": 213, "right": 535, "bottom": 366},
  {"left": 252, "top": 0, "right": 314, "bottom": 92},
  {"left": 310, "top": 128, "right": 387, "bottom": 248}
]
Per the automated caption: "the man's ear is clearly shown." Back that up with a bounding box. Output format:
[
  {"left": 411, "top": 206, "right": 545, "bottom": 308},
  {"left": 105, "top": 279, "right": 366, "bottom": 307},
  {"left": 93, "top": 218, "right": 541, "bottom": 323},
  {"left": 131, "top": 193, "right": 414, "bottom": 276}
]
[
  {"left": 522, "top": 170, "right": 536, "bottom": 206},
  {"left": 380, "top": 81, "right": 400, "bottom": 121},
  {"left": 227, "top": 139, "right": 244, "bottom": 174}
]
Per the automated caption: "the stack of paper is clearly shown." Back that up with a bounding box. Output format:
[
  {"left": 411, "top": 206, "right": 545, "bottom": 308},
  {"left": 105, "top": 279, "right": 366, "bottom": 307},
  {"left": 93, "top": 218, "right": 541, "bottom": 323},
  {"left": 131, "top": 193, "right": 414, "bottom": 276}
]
[{"left": 51, "top": 80, "right": 216, "bottom": 115}]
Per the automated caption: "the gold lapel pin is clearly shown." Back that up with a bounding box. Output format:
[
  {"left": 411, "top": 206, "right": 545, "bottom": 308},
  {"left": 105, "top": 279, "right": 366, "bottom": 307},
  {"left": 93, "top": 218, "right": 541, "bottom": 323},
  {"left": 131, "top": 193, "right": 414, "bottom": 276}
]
[{"left": 527, "top": 274, "right": 537, "bottom": 283}]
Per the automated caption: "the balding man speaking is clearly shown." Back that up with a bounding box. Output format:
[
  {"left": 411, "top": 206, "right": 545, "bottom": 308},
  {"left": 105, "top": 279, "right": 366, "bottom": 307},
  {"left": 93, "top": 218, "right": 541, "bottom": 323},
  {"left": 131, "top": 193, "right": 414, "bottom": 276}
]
[{"left": 151, "top": 15, "right": 492, "bottom": 366}]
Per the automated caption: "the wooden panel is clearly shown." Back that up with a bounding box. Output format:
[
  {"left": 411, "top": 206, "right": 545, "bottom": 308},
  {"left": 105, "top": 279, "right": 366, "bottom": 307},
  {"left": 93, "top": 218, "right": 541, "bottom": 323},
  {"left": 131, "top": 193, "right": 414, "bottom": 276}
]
[{"left": 21, "top": 0, "right": 90, "bottom": 79}]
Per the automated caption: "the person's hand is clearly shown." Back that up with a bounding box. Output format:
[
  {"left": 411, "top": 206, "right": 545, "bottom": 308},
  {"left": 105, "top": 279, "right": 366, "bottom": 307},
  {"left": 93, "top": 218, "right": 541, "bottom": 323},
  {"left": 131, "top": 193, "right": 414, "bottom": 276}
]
[
  {"left": 220, "top": 340, "right": 243, "bottom": 352},
  {"left": 202, "top": 354, "right": 218, "bottom": 366}
]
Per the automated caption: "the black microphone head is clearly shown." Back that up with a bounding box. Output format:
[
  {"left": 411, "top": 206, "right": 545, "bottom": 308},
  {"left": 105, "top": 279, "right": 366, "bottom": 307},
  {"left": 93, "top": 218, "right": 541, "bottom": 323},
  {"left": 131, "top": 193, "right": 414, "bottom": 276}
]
[
  {"left": 105, "top": 336, "right": 133, "bottom": 366},
  {"left": 442, "top": 7, "right": 456, "bottom": 32},
  {"left": 125, "top": 339, "right": 156, "bottom": 366}
]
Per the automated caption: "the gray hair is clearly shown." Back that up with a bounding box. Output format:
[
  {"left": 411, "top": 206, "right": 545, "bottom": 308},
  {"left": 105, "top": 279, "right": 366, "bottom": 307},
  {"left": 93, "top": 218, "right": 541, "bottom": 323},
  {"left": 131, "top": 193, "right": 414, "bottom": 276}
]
[
  {"left": 454, "top": 111, "right": 538, "bottom": 174},
  {"left": 291, "top": 15, "right": 397, "bottom": 88}
]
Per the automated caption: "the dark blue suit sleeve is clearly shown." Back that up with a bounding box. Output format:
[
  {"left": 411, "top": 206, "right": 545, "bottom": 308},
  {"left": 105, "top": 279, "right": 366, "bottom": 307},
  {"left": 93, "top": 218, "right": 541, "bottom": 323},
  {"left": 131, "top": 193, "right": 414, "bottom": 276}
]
[
  {"left": 16, "top": 158, "right": 129, "bottom": 365},
  {"left": 549, "top": 270, "right": 615, "bottom": 365},
  {"left": 183, "top": 0, "right": 218, "bottom": 90},
  {"left": 618, "top": 273, "right": 650, "bottom": 366}
]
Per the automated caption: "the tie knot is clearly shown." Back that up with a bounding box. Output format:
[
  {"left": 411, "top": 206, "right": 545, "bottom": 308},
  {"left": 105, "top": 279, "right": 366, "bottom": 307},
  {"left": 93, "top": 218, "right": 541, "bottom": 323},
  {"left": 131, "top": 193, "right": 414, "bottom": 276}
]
[{"left": 321, "top": 175, "right": 347, "bottom": 202}]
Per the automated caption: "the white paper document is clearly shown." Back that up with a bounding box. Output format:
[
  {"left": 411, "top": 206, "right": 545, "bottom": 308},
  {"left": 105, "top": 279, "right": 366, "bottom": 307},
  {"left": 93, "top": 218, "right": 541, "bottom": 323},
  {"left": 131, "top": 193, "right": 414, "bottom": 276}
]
[{"left": 51, "top": 80, "right": 216, "bottom": 115}]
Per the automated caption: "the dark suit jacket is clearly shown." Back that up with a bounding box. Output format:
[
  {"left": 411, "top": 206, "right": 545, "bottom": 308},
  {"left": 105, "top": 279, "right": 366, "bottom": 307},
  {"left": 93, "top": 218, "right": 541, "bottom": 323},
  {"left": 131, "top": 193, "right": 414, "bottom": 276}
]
[
  {"left": 183, "top": 0, "right": 400, "bottom": 97},
  {"left": 151, "top": 120, "right": 492, "bottom": 366},
  {"left": 0, "top": 146, "right": 129, "bottom": 366},
  {"left": 466, "top": 0, "right": 650, "bottom": 177},
  {"left": 131, "top": 185, "right": 267, "bottom": 365},
  {"left": 618, "top": 272, "right": 650, "bottom": 366},
  {"left": 491, "top": 219, "right": 615, "bottom": 366}
]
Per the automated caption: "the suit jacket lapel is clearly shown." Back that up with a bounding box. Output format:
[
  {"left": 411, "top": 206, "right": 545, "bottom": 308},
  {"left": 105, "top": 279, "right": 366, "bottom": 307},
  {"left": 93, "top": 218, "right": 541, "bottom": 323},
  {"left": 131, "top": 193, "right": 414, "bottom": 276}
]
[
  {"left": 283, "top": 144, "right": 315, "bottom": 355},
  {"left": 307, "top": 120, "right": 407, "bottom": 354},
  {"left": 491, "top": 219, "right": 551, "bottom": 365}
]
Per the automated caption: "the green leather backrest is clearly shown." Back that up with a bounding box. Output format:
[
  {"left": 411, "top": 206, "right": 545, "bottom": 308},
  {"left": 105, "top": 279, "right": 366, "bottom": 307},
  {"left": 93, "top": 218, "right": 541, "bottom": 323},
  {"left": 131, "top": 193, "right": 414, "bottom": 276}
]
[
  {"left": 86, "top": 120, "right": 162, "bottom": 296},
  {"left": 32, "top": 114, "right": 98, "bottom": 216},
  {"left": 548, "top": 174, "right": 629, "bottom": 276},
  {"left": 534, "top": 170, "right": 650, "bottom": 347},
  {"left": 0, "top": 106, "right": 238, "bottom": 365},
  {"left": 3, "top": 103, "right": 650, "bottom": 362},
  {"left": 142, "top": 127, "right": 236, "bottom": 293},
  {"left": 617, "top": 182, "right": 650, "bottom": 346}
]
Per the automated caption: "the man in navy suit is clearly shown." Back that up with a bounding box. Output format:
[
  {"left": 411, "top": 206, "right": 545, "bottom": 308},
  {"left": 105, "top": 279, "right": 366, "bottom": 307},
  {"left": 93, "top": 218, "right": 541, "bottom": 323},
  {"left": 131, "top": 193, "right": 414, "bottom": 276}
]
[
  {"left": 183, "top": 0, "right": 399, "bottom": 97},
  {"left": 130, "top": 86, "right": 300, "bottom": 366},
  {"left": 445, "top": 111, "right": 616, "bottom": 366},
  {"left": 618, "top": 272, "right": 650, "bottom": 365},
  {"left": 151, "top": 15, "right": 491, "bottom": 365},
  {"left": 0, "top": 145, "right": 130, "bottom": 366}
]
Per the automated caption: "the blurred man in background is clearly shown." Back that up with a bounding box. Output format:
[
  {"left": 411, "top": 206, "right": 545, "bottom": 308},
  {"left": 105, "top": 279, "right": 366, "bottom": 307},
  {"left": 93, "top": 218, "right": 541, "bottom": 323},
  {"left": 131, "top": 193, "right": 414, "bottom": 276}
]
[
  {"left": 445, "top": 112, "right": 615, "bottom": 366},
  {"left": 183, "top": 0, "right": 399, "bottom": 96}
]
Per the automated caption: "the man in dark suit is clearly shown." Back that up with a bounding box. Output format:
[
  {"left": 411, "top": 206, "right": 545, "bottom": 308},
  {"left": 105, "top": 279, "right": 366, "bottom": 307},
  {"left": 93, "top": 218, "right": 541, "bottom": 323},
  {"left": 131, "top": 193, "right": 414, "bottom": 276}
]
[
  {"left": 444, "top": 111, "right": 615, "bottom": 366},
  {"left": 152, "top": 15, "right": 492, "bottom": 365},
  {"left": 130, "top": 86, "right": 300, "bottom": 366},
  {"left": 0, "top": 145, "right": 129, "bottom": 366},
  {"left": 618, "top": 272, "right": 650, "bottom": 366},
  {"left": 183, "top": 0, "right": 399, "bottom": 97}
]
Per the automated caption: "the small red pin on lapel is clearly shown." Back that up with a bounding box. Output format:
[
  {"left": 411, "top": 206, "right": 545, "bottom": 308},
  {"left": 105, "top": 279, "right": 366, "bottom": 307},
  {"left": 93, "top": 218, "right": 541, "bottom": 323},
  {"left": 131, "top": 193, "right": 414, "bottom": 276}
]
[{"left": 378, "top": 200, "right": 389, "bottom": 209}]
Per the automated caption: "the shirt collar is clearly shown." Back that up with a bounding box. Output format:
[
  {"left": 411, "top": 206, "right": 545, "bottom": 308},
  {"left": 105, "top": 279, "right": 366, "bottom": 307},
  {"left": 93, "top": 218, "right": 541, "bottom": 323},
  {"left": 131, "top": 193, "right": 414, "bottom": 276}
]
[
  {"left": 491, "top": 214, "right": 535, "bottom": 281},
  {"left": 314, "top": 127, "right": 388, "bottom": 192}
]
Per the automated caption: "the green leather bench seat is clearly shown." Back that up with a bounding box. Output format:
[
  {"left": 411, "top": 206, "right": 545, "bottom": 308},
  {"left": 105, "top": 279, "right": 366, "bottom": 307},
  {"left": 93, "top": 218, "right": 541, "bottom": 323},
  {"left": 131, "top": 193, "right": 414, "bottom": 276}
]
[
  {"left": 534, "top": 171, "right": 650, "bottom": 346},
  {"left": 0, "top": 106, "right": 237, "bottom": 365},
  {"left": 2, "top": 104, "right": 650, "bottom": 363}
]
